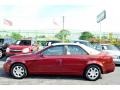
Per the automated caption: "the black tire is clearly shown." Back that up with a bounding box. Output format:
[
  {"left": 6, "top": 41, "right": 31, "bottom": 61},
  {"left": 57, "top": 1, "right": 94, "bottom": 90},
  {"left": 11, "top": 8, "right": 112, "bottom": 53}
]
[
  {"left": 84, "top": 65, "right": 101, "bottom": 81},
  {"left": 10, "top": 63, "right": 28, "bottom": 79},
  {"left": 0, "top": 50, "right": 3, "bottom": 58}
]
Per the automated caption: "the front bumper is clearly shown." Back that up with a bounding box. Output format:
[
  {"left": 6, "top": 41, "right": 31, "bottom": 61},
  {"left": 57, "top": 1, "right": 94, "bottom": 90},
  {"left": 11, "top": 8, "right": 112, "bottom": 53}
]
[{"left": 3, "top": 61, "right": 12, "bottom": 73}]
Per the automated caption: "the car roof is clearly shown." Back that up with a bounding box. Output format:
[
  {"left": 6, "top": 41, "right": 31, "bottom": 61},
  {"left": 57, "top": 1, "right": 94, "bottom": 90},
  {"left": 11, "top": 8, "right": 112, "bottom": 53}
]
[
  {"left": 101, "top": 44, "right": 112, "bottom": 45},
  {"left": 74, "top": 40, "right": 89, "bottom": 42},
  {"left": 52, "top": 43, "right": 92, "bottom": 49},
  {"left": 52, "top": 43, "right": 82, "bottom": 46}
]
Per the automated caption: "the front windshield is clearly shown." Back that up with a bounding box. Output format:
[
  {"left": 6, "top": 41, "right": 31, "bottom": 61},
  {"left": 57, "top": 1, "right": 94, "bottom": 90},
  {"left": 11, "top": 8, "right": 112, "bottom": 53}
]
[
  {"left": 15, "top": 40, "right": 31, "bottom": 45},
  {"left": 102, "top": 45, "right": 119, "bottom": 51}
]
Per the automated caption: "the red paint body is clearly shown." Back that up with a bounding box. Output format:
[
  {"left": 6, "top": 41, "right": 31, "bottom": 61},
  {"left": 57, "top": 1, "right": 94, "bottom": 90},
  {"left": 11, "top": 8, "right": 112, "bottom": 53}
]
[{"left": 4, "top": 51, "right": 115, "bottom": 76}]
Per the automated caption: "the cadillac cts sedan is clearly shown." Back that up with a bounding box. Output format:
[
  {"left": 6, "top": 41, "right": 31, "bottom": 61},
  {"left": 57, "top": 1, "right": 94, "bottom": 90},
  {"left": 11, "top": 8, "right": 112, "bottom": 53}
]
[{"left": 3, "top": 43, "right": 115, "bottom": 81}]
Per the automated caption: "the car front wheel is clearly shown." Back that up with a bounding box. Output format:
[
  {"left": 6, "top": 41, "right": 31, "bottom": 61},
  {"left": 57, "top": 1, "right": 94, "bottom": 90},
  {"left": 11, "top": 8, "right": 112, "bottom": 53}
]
[
  {"left": 84, "top": 65, "right": 101, "bottom": 81},
  {"left": 10, "top": 63, "right": 28, "bottom": 79}
]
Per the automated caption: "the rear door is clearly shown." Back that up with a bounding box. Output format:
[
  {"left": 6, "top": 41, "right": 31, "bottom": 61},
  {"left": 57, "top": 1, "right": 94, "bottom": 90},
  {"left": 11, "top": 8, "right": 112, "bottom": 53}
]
[{"left": 62, "top": 45, "right": 89, "bottom": 75}]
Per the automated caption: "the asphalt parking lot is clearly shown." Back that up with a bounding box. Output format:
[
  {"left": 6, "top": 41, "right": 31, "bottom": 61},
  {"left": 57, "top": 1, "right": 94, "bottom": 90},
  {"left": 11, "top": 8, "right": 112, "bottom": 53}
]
[{"left": 0, "top": 57, "right": 120, "bottom": 85}]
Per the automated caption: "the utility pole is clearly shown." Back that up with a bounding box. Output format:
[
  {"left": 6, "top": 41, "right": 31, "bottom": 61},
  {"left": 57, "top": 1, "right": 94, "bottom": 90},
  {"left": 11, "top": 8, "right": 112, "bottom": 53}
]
[
  {"left": 62, "top": 16, "right": 65, "bottom": 42},
  {"left": 62, "top": 16, "right": 64, "bottom": 30},
  {"left": 97, "top": 10, "right": 106, "bottom": 43},
  {"left": 99, "top": 22, "right": 101, "bottom": 43}
]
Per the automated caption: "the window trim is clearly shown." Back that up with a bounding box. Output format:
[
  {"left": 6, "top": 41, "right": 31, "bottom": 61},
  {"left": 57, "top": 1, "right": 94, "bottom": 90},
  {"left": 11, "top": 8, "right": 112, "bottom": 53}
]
[
  {"left": 66, "top": 45, "right": 89, "bottom": 55},
  {"left": 41, "top": 45, "right": 66, "bottom": 56}
]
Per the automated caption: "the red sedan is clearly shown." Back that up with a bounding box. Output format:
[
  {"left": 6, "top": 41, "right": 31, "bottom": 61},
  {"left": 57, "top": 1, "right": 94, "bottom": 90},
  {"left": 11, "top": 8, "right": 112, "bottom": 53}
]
[{"left": 3, "top": 43, "right": 115, "bottom": 81}]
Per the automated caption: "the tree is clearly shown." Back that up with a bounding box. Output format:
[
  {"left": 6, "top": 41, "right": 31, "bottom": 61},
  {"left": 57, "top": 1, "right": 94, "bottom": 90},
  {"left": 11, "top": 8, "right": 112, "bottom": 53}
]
[
  {"left": 79, "top": 31, "right": 94, "bottom": 40},
  {"left": 10, "top": 32, "right": 22, "bottom": 40},
  {"left": 55, "top": 29, "right": 71, "bottom": 42}
]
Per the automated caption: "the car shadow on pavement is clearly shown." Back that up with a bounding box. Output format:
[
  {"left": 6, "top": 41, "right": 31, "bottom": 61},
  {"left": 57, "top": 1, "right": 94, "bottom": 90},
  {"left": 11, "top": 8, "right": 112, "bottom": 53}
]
[{"left": 28, "top": 74, "right": 86, "bottom": 81}]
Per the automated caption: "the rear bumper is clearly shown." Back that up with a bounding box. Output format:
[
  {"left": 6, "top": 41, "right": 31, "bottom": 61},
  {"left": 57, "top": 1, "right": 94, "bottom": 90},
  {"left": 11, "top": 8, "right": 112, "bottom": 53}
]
[{"left": 102, "top": 62, "right": 115, "bottom": 74}]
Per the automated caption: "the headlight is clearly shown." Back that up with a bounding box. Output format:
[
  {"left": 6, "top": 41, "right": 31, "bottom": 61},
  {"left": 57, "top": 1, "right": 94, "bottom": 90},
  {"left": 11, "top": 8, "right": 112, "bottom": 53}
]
[
  {"left": 22, "top": 48, "right": 30, "bottom": 53},
  {"left": 6, "top": 48, "right": 10, "bottom": 52}
]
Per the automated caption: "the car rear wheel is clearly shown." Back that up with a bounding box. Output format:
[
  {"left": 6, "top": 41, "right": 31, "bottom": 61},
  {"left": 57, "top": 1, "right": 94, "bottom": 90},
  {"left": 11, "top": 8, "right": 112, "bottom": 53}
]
[
  {"left": 10, "top": 63, "right": 28, "bottom": 79},
  {"left": 0, "top": 50, "right": 3, "bottom": 58},
  {"left": 84, "top": 65, "right": 101, "bottom": 81}
]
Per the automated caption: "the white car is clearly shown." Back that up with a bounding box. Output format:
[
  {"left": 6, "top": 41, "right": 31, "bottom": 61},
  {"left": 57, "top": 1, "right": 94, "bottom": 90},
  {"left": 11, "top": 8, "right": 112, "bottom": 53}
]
[{"left": 95, "top": 44, "right": 120, "bottom": 64}]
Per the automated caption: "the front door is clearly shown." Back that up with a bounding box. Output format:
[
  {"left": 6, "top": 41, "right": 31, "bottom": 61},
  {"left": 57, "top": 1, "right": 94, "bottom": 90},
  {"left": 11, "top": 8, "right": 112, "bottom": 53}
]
[{"left": 30, "top": 45, "right": 65, "bottom": 74}]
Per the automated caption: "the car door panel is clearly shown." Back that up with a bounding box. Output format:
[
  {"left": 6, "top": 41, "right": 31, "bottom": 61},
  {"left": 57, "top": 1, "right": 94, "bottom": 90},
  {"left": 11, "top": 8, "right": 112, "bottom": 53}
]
[
  {"left": 61, "top": 55, "right": 88, "bottom": 75},
  {"left": 61, "top": 45, "right": 89, "bottom": 75},
  {"left": 28, "top": 55, "right": 64, "bottom": 74},
  {"left": 28, "top": 45, "right": 65, "bottom": 74}
]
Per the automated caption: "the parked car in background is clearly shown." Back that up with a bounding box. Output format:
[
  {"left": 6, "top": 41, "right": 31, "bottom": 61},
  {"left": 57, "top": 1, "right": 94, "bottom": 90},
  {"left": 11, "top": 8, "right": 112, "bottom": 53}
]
[
  {"left": 73, "top": 40, "right": 93, "bottom": 48},
  {"left": 115, "top": 45, "right": 120, "bottom": 50},
  {"left": 4, "top": 43, "right": 115, "bottom": 81},
  {"left": 95, "top": 44, "right": 120, "bottom": 65},
  {"left": 45, "top": 40, "right": 61, "bottom": 46},
  {"left": 37, "top": 40, "right": 61, "bottom": 47},
  {"left": 6, "top": 39, "right": 39, "bottom": 56},
  {"left": 0, "top": 38, "right": 15, "bottom": 58}
]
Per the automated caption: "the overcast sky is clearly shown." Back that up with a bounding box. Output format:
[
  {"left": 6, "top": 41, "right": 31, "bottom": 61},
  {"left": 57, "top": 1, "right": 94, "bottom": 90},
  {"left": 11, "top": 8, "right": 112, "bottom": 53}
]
[{"left": 0, "top": 0, "right": 120, "bottom": 33}]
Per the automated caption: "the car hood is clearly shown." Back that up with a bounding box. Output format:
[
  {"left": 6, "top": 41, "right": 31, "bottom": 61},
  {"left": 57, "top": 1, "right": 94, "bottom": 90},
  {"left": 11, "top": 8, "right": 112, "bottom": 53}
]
[
  {"left": 8, "top": 45, "right": 31, "bottom": 50},
  {"left": 102, "top": 50, "right": 120, "bottom": 56}
]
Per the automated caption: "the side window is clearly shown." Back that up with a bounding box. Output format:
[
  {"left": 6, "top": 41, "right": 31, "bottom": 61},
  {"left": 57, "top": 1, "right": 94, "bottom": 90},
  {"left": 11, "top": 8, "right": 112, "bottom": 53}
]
[
  {"left": 42, "top": 45, "right": 65, "bottom": 56},
  {"left": 67, "top": 45, "right": 88, "bottom": 55}
]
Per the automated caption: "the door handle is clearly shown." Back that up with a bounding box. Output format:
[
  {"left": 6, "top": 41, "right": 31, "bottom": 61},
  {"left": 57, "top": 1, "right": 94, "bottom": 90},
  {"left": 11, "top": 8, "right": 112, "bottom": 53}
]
[{"left": 57, "top": 59, "right": 62, "bottom": 65}]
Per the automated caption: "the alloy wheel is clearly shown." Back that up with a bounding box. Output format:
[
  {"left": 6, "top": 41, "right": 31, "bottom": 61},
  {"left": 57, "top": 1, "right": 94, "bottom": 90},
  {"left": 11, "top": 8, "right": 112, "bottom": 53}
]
[
  {"left": 11, "top": 64, "right": 27, "bottom": 79},
  {"left": 85, "top": 65, "right": 101, "bottom": 81}
]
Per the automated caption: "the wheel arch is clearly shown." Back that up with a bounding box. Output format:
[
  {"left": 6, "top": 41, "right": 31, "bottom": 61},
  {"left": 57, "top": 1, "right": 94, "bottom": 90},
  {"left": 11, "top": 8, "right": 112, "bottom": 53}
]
[
  {"left": 9, "top": 62, "right": 29, "bottom": 75},
  {"left": 83, "top": 63, "right": 103, "bottom": 75}
]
